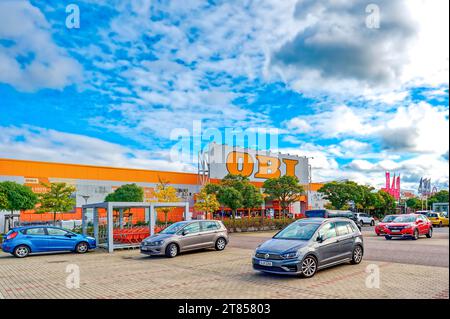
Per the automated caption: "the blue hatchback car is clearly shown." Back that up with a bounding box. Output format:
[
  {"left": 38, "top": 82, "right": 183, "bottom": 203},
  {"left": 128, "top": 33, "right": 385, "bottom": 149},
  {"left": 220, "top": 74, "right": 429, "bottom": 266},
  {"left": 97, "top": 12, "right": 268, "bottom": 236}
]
[{"left": 1, "top": 226, "right": 96, "bottom": 258}]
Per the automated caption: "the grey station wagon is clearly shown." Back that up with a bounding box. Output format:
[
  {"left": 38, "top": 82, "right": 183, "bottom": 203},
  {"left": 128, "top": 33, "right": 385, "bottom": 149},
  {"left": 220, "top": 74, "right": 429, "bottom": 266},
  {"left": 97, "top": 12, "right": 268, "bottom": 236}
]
[
  {"left": 140, "top": 220, "right": 228, "bottom": 257},
  {"left": 253, "top": 218, "right": 363, "bottom": 278}
]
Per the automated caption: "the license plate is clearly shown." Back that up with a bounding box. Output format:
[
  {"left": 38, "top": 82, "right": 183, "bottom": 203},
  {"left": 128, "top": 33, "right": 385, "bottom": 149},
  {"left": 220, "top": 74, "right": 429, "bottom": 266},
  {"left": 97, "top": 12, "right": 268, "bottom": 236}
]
[
  {"left": 141, "top": 247, "right": 148, "bottom": 251},
  {"left": 259, "top": 260, "right": 272, "bottom": 267},
  {"left": 392, "top": 230, "right": 400, "bottom": 233}
]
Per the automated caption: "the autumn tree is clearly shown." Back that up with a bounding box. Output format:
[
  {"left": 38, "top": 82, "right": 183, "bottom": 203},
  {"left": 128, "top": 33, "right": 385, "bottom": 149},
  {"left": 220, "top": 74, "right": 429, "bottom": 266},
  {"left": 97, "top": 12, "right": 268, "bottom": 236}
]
[
  {"left": 154, "top": 178, "right": 179, "bottom": 226},
  {"left": 194, "top": 187, "right": 220, "bottom": 219}
]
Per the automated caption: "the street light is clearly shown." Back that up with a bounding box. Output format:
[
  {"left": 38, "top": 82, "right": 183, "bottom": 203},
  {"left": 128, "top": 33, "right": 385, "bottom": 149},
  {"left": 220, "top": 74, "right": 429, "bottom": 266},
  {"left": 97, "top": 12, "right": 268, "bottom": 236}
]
[
  {"left": 80, "top": 194, "right": 90, "bottom": 205},
  {"left": 306, "top": 157, "right": 314, "bottom": 210}
]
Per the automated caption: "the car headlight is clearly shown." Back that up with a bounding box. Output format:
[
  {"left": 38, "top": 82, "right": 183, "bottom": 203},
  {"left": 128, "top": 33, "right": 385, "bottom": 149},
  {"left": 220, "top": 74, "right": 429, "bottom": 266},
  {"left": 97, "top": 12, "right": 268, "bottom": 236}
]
[
  {"left": 281, "top": 251, "right": 299, "bottom": 259},
  {"left": 152, "top": 240, "right": 164, "bottom": 246},
  {"left": 404, "top": 224, "right": 413, "bottom": 229}
]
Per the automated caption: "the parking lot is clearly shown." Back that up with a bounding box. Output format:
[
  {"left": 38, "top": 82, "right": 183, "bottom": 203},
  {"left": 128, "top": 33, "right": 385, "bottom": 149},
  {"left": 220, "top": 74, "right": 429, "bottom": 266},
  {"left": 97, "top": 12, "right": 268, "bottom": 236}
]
[{"left": 0, "top": 227, "right": 448, "bottom": 299}]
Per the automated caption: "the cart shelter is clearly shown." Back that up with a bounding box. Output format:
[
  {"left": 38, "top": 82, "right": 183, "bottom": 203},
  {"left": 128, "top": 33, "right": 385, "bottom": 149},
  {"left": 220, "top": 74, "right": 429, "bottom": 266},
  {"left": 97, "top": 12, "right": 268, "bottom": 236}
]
[{"left": 81, "top": 202, "right": 190, "bottom": 253}]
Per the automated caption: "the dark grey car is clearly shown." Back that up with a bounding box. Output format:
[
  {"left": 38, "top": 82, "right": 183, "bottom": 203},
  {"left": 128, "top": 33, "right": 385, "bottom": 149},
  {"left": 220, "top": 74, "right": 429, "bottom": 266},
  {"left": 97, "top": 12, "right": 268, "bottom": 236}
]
[
  {"left": 141, "top": 220, "right": 228, "bottom": 258},
  {"left": 252, "top": 218, "right": 364, "bottom": 278}
]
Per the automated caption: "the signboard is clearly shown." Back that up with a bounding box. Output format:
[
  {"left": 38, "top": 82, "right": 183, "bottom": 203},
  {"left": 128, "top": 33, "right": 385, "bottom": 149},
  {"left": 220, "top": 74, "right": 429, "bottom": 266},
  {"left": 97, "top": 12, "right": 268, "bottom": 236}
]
[{"left": 208, "top": 144, "right": 309, "bottom": 184}]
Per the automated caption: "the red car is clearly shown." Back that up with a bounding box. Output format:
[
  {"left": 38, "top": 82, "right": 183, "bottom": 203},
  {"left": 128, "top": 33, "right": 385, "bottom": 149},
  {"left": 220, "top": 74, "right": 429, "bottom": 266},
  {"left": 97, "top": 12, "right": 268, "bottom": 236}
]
[
  {"left": 374, "top": 215, "right": 399, "bottom": 236},
  {"left": 380, "top": 214, "right": 433, "bottom": 240}
]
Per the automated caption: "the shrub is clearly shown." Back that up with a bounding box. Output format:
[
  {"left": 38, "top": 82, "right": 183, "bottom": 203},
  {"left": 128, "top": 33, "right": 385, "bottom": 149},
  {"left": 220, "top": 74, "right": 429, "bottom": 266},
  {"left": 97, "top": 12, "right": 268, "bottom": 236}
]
[{"left": 222, "top": 217, "right": 293, "bottom": 232}]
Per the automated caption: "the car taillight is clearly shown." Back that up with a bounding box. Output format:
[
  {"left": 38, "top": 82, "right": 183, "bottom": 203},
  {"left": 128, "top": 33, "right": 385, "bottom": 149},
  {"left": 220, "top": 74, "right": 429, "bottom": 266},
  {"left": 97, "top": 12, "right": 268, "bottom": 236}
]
[{"left": 6, "top": 231, "right": 18, "bottom": 240}]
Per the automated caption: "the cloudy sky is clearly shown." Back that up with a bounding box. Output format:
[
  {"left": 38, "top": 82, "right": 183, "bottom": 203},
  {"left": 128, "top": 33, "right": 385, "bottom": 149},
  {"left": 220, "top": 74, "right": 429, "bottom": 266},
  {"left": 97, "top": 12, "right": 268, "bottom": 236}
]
[{"left": 0, "top": 0, "right": 448, "bottom": 191}]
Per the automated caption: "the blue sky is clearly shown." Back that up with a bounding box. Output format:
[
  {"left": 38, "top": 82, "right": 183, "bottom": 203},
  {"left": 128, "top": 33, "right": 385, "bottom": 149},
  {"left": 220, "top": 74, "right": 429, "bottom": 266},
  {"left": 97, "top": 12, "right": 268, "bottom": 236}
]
[{"left": 0, "top": 0, "right": 448, "bottom": 190}]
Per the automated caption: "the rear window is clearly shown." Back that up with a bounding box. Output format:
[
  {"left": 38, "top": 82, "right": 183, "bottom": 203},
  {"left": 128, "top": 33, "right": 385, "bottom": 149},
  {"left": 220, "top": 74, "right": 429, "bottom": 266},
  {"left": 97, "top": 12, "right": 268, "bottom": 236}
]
[
  {"left": 24, "top": 228, "right": 46, "bottom": 235},
  {"left": 305, "top": 210, "right": 327, "bottom": 218},
  {"left": 202, "top": 221, "right": 220, "bottom": 231},
  {"left": 427, "top": 213, "right": 438, "bottom": 218}
]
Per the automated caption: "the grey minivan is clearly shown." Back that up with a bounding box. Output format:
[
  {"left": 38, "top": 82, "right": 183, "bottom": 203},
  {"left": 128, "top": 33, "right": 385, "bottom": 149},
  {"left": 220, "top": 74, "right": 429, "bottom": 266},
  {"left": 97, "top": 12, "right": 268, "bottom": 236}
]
[
  {"left": 253, "top": 218, "right": 363, "bottom": 278},
  {"left": 140, "top": 220, "right": 228, "bottom": 257}
]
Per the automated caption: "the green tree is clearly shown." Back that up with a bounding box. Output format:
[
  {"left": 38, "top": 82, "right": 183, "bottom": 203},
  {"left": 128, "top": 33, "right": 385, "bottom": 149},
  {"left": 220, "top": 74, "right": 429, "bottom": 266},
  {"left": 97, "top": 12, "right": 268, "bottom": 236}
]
[
  {"left": 427, "top": 190, "right": 449, "bottom": 209},
  {"left": 218, "top": 187, "right": 243, "bottom": 219},
  {"left": 37, "top": 183, "right": 76, "bottom": 225},
  {"left": 241, "top": 183, "right": 264, "bottom": 219},
  {"left": 375, "top": 190, "right": 396, "bottom": 216},
  {"left": 105, "top": 183, "right": 144, "bottom": 202},
  {"left": 318, "top": 181, "right": 356, "bottom": 210},
  {"left": 263, "top": 175, "right": 304, "bottom": 218},
  {"left": 0, "top": 181, "right": 38, "bottom": 231},
  {"left": 406, "top": 197, "right": 422, "bottom": 210}
]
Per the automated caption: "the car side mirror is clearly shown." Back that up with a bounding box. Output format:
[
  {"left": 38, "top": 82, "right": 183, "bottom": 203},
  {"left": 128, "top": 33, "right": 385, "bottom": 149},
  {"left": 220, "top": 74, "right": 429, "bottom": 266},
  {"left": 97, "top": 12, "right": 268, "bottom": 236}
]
[
  {"left": 416, "top": 219, "right": 423, "bottom": 224},
  {"left": 182, "top": 230, "right": 190, "bottom": 236},
  {"left": 65, "top": 233, "right": 73, "bottom": 237},
  {"left": 316, "top": 235, "right": 324, "bottom": 243}
]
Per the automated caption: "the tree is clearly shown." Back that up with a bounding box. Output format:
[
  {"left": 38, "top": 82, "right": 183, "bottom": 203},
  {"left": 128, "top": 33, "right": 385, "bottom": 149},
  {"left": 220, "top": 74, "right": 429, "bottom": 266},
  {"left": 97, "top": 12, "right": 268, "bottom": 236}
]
[
  {"left": 105, "top": 183, "right": 144, "bottom": 202},
  {"left": 406, "top": 197, "right": 422, "bottom": 210},
  {"left": 0, "top": 181, "right": 38, "bottom": 231},
  {"left": 263, "top": 175, "right": 304, "bottom": 218},
  {"left": 241, "top": 183, "right": 264, "bottom": 219},
  {"left": 194, "top": 187, "right": 220, "bottom": 219},
  {"left": 153, "top": 179, "right": 179, "bottom": 226},
  {"left": 218, "top": 187, "right": 243, "bottom": 219},
  {"left": 427, "top": 190, "right": 449, "bottom": 209},
  {"left": 0, "top": 190, "right": 7, "bottom": 209},
  {"left": 318, "top": 181, "right": 361, "bottom": 210},
  {"left": 374, "top": 190, "right": 396, "bottom": 216},
  {"left": 37, "top": 183, "right": 76, "bottom": 225}
]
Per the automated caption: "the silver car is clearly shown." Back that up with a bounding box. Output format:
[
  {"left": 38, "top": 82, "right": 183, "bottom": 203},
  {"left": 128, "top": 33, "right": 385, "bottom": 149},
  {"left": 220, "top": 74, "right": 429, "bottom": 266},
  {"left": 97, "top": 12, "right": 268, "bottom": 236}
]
[
  {"left": 253, "top": 218, "right": 364, "bottom": 278},
  {"left": 140, "top": 220, "right": 229, "bottom": 257}
]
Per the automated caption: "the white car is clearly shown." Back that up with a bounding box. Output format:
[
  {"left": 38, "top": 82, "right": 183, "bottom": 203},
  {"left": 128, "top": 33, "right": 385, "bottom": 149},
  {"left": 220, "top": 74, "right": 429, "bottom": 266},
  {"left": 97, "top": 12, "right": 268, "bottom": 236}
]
[{"left": 355, "top": 213, "right": 375, "bottom": 226}]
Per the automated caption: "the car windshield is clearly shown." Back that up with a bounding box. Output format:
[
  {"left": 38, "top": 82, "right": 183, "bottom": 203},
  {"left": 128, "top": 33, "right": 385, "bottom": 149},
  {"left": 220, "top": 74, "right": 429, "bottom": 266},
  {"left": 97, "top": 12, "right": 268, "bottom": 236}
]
[
  {"left": 273, "top": 222, "right": 320, "bottom": 240},
  {"left": 392, "top": 216, "right": 416, "bottom": 223},
  {"left": 427, "top": 213, "right": 438, "bottom": 218},
  {"left": 159, "top": 222, "right": 187, "bottom": 234},
  {"left": 382, "top": 215, "right": 397, "bottom": 222}
]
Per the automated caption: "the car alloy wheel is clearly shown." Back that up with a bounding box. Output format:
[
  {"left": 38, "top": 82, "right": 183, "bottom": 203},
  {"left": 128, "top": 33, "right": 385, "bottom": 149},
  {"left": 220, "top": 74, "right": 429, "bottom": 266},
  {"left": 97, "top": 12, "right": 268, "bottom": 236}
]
[
  {"left": 301, "top": 256, "right": 317, "bottom": 278},
  {"left": 413, "top": 229, "right": 419, "bottom": 240},
  {"left": 166, "top": 243, "right": 178, "bottom": 258},
  {"left": 14, "top": 245, "right": 30, "bottom": 258},
  {"left": 426, "top": 228, "right": 433, "bottom": 238},
  {"left": 370, "top": 220, "right": 375, "bottom": 226},
  {"left": 215, "top": 238, "right": 226, "bottom": 251},
  {"left": 351, "top": 246, "right": 363, "bottom": 264},
  {"left": 76, "top": 242, "right": 88, "bottom": 253}
]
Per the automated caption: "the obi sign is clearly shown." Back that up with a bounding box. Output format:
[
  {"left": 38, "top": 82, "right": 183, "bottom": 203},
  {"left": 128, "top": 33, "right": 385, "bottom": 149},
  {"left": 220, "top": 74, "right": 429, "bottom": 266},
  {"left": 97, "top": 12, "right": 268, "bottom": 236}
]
[{"left": 208, "top": 144, "right": 309, "bottom": 184}]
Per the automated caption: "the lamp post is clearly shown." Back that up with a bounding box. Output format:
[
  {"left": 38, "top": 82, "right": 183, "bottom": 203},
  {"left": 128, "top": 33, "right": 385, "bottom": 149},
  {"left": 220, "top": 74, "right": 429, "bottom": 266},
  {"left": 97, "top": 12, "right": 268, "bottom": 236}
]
[
  {"left": 306, "top": 157, "right": 314, "bottom": 211},
  {"left": 80, "top": 195, "right": 90, "bottom": 205}
]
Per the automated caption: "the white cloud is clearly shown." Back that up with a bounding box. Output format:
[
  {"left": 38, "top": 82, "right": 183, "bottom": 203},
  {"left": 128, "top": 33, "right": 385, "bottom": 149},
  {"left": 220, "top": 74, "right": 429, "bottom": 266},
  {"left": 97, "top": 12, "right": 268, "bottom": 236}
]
[
  {"left": 0, "top": 0, "right": 82, "bottom": 92},
  {"left": 0, "top": 126, "right": 195, "bottom": 173}
]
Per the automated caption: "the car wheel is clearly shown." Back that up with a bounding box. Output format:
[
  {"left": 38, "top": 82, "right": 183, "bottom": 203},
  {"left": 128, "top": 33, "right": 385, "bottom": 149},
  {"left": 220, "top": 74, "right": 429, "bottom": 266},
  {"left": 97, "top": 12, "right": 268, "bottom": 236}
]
[
  {"left": 412, "top": 229, "right": 419, "bottom": 240},
  {"left": 426, "top": 227, "right": 433, "bottom": 238},
  {"left": 215, "top": 237, "right": 227, "bottom": 251},
  {"left": 14, "top": 245, "right": 30, "bottom": 258},
  {"left": 385, "top": 235, "right": 392, "bottom": 240},
  {"left": 165, "top": 243, "right": 178, "bottom": 258},
  {"left": 350, "top": 245, "right": 363, "bottom": 264},
  {"left": 370, "top": 220, "right": 375, "bottom": 226},
  {"left": 75, "top": 242, "right": 89, "bottom": 254},
  {"left": 300, "top": 255, "right": 318, "bottom": 278}
]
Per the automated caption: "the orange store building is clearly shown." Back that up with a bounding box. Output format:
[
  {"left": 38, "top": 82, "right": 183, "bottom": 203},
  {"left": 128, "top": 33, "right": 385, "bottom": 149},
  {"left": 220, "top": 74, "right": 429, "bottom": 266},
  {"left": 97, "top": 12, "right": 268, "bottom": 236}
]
[{"left": 0, "top": 158, "right": 323, "bottom": 227}]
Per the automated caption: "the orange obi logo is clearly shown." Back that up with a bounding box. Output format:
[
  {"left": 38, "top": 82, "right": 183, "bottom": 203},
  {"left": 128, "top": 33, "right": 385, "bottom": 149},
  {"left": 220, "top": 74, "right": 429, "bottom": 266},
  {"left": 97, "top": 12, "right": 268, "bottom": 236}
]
[{"left": 225, "top": 151, "right": 299, "bottom": 179}]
